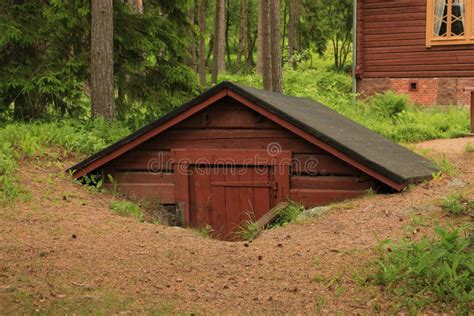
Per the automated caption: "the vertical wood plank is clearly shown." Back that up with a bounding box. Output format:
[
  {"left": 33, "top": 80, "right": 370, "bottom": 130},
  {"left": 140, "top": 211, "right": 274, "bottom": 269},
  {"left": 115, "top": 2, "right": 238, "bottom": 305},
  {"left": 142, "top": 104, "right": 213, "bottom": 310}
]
[
  {"left": 274, "top": 163, "right": 290, "bottom": 204},
  {"left": 174, "top": 163, "right": 190, "bottom": 226},
  {"left": 210, "top": 168, "right": 227, "bottom": 238},
  {"left": 253, "top": 166, "right": 271, "bottom": 220},
  {"left": 224, "top": 169, "right": 241, "bottom": 239},
  {"left": 238, "top": 167, "right": 255, "bottom": 224}
]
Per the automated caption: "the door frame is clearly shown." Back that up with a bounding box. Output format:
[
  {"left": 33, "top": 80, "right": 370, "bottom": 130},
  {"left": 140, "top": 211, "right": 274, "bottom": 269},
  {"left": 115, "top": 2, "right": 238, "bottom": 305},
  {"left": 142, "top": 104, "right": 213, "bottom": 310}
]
[{"left": 171, "top": 148, "right": 291, "bottom": 227}]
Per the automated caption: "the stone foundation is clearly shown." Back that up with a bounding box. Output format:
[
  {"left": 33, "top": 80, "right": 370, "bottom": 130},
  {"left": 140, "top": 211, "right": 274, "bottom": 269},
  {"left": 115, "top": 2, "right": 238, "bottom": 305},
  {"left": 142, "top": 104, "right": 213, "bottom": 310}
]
[{"left": 358, "top": 77, "right": 474, "bottom": 107}]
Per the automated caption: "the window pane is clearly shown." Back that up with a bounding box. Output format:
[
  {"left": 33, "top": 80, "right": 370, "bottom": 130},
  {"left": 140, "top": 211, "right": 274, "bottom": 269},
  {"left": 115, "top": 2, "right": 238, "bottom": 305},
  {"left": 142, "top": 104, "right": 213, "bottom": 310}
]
[
  {"left": 451, "top": 0, "right": 465, "bottom": 36},
  {"left": 434, "top": 0, "right": 448, "bottom": 37}
]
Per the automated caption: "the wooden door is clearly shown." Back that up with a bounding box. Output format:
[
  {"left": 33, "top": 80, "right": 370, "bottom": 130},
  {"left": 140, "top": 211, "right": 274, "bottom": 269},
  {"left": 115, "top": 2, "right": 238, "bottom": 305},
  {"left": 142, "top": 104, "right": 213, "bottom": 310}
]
[
  {"left": 190, "top": 165, "right": 275, "bottom": 240},
  {"left": 172, "top": 148, "right": 291, "bottom": 240}
]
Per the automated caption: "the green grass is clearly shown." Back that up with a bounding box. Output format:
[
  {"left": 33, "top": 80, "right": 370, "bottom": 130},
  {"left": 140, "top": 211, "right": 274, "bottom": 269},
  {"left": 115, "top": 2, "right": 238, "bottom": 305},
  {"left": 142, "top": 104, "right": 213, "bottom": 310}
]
[
  {"left": 464, "top": 142, "right": 474, "bottom": 153},
  {"left": 220, "top": 64, "right": 469, "bottom": 144},
  {"left": 109, "top": 199, "right": 144, "bottom": 221},
  {"left": 269, "top": 200, "right": 305, "bottom": 228},
  {"left": 373, "top": 225, "right": 474, "bottom": 313},
  {"left": 433, "top": 155, "right": 459, "bottom": 176},
  {"left": 237, "top": 219, "right": 260, "bottom": 241},
  {"left": 0, "top": 119, "right": 129, "bottom": 206},
  {"left": 441, "top": 193, "right": 474, "bottom": 216},
  {"left": 192, "top": 225, "right": 215, "bottom": 239},
  {"left": 0, "top": 55, "right": 470, "bottom": 205}
]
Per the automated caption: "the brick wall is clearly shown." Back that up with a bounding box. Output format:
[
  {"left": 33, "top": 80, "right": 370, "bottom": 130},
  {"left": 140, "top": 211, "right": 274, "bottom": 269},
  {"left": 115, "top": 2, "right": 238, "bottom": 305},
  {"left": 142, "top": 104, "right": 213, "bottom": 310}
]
[{"left": 358, "top": 77, "right": 474, "bottom": 107}]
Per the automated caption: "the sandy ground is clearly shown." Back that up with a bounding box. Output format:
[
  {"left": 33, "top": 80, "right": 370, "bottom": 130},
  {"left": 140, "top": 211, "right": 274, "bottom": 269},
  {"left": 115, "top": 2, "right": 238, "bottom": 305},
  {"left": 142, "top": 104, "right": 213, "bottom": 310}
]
[{"left": 0, "top": 137, "right": 473, "bottom": 314}]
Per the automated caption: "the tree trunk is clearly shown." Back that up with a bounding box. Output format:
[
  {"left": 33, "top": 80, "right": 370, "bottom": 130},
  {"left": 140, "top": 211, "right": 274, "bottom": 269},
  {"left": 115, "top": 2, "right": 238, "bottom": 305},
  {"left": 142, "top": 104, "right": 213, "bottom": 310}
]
[
  {"left": 225, "top": 0, "right": 231, "bottom": 65},
  {"left": 128, "top": 0, "right": 143, "bottom": 14},
  {"left": 288, "top": 0, "right": 300, "bottom": 69},
  {"left": 256, "top": 0, "right": 264, "bottom": 75},
  {"left": 186, "top": 2, "right": 198, "bottom": 72},
  {"left": 211, "top": 0, "right": 225, "bottom": 84},
  {"left": 245, "top": 0, "right": 255, "bottom": 68},
  {"left": 137, "top": 0, "right": 143, "bottom": 14},
  {"left": 91, "top": 0, "right": 115, "bottom": 120},
  {"left": 261, "top": 0, "right": 272, "bottom": 91},
  {"left": 281, "top": 0, "right": 287, "bottom": 56},
  {"left": 270, "top": 0, "right": 283, "bottom": 93},
  {"left": 236, "top": 0, "right": 247, "bottom": 70},
  {"left": 198, "top": 0, "right": 207, "bottom": 87}
]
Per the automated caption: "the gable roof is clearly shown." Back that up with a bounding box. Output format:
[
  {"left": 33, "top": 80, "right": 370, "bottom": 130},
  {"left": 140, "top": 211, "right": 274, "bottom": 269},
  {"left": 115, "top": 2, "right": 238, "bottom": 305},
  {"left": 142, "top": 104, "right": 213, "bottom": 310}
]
[{"left": 67, "top": 81, "right": 437, "bottom": 190}]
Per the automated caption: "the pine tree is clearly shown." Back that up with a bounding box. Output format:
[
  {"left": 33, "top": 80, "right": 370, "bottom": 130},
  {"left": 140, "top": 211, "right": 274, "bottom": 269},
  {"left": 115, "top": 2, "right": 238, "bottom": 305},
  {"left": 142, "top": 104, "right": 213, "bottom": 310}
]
[
  {"left": 270, "top": 0, "right": 283, "bottom": 93},
  {"left": 288, "top": 0, "right": 300, "bottom": 69},
  {"left": 198, "top": 0, "right": 207, "bottom": 87},
  {"left": 211, "top": 0, "right": 225, "bottom": 84},
  {"left": 256, "top": 0, "right": 264, "bottom": 75},
  {"left": 261, "top": 0, "right": 272, "bottom": 91},
  {"left": 91, "top": 0, "right": 115, "bottom": 120},
  {"left": 236, "top": 0, "right": 247, "bottom": 70}
]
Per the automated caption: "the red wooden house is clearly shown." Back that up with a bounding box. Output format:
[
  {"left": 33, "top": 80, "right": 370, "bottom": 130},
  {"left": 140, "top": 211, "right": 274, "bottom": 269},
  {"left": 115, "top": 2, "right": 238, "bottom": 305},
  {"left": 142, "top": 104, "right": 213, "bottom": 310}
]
[
  {"left": 356, "top": 0, "right": 474, "bottom": 106},
  {"left": 68, "top": 82, "right": 435, "bottom": 240}
]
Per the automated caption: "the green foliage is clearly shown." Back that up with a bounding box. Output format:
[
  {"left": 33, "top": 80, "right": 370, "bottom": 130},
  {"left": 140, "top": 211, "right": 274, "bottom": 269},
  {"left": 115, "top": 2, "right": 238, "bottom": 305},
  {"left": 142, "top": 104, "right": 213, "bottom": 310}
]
[
  {"left": 109, "top": 199, "right": 144, "bottom": 221},
  {"left": 0, "top": 0, "right": 198, "bottom": 123},
  {"left": 374, "top": 225, "right": 474, "bottom": 313},
  {"left": 434, "top": 155, "right": 458, "bottom": 176},
  {"left": 270, "top": 200, "right": 305, "bottom": 228},
  {"left": 370, "top": 91, "right": 409, "bottom": 118},
  {"left": 302, "top": 0, "right": 353, "bottom": 71},
  {"left": 441, "top": 193, "right": 474, "bottom": 216},
  {"left": 237, "top": 219, "right": 260, "bottom": 241},
  {"left": 0, "top": 119, "right": 129, "bottom": 205},
  {"left": 192, "top": 225, "right": 215, "bottom": 239},
  {"left": 464, "top": 143, "right": 474, "bottom": 153},
  {"left": 221, "top": 66, "right": 469, "bottom": 143}
]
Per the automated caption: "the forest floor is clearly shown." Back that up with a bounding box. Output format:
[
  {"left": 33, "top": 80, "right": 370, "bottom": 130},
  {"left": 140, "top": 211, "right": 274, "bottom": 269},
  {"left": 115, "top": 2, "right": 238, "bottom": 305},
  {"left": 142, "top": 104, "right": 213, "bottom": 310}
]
[{"left": 0, "top": 137, "right": 473, "bottom": 314}]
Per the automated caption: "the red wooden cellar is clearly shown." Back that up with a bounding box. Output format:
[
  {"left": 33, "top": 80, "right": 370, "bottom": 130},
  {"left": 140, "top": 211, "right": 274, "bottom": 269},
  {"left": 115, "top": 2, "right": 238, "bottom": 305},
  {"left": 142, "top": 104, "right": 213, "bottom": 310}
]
[{"left": 68, "top": 82, "right": 436, "bottom": 240}]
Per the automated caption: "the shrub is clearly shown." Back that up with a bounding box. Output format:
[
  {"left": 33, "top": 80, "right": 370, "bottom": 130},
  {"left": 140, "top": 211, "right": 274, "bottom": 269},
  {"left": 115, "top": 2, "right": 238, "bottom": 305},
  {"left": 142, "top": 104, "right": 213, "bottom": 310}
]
[
  {"left": 219, "top": 70, "right": 469, "bottom": 143},
  {"left": 109, "top": 199, "right": 144, "bottom": 221},
  {"left": 374, "top": 225, "right": 473, "bottom": 313},
  {"left": 370, "top": 91, "right": 410, "bottom": 118}
]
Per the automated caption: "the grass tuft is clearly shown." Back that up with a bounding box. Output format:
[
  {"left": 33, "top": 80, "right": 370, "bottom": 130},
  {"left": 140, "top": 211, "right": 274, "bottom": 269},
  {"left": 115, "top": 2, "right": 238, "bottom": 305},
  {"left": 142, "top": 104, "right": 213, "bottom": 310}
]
[
  {"left": 109, "top": 199, "right": 144, "bottom": 221},
  {"left": 237, "top": 219, "right": 260, "bottom": 241},
  {"left": 270, "top": 200, "right": 305, "bottom": 227},
  {"left": 441, "top": 193, "right": 474, "bottom": 216},
  {"left": 464, "top": 142, "right": 474, "bottom": 153},
  {"left": 373, "top": 225, "right": 473, "bottom": 313}
]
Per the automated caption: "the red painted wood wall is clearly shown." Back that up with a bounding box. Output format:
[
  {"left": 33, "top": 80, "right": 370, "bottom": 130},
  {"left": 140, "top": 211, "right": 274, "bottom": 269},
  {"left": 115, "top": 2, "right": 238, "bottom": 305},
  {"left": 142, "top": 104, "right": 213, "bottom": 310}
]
[
  {"left": 103, "top": 97, "right": 377, "bottom": 239},
  {"left": 357, "top": 0, "right": 474, "bottom": 79}
]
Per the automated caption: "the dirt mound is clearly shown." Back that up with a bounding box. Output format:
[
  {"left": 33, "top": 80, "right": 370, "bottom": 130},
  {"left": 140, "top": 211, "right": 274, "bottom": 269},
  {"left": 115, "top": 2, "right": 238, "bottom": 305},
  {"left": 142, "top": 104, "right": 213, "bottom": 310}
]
[{"left": 1, "top": 137, "right": 473, "bottom": 314}]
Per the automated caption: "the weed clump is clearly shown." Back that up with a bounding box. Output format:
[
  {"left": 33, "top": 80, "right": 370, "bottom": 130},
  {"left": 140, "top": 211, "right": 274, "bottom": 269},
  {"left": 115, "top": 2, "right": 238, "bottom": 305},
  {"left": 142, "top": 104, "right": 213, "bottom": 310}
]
[
  {"left": 370, "top": 91, "right": 409, "bottom": 118},
  {"left": 374, "top": 225, "right": 473, "bottom": 313},
  {"left": 109, "top": 199, "right": 144, "bottom": 221},
  {"left": 441, "top": 193, "right": 474, "bottom": 216},
  {"left": 237, "top": 220, "right": 260, "bottom": 241},
  {"left": 270, "top": 200, "right": 305, "bottom": 227}
]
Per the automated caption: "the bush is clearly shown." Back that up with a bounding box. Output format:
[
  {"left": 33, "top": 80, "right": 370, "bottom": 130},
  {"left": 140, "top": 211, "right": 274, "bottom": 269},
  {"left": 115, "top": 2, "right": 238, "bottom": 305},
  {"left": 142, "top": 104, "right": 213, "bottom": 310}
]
[
  {"left": 374, "top": 225, "right": 474, "bottom": 313},
  {"left": 370, "top": 91, "right": 410, "bottom": 118},
  {"left": 219, "top": 68, "right": 469, "bottom": 144}
]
